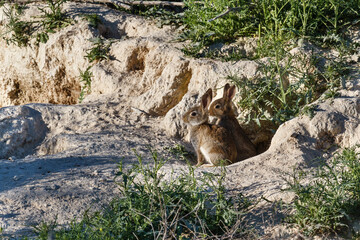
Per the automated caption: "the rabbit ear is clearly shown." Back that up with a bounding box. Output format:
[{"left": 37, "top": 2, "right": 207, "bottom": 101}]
[
  {"left": 223, "top": 83, "right": 230, "bottom": 98},
  {"left": 224, "top": 84, "right": 236, "bottom": 100},
  {"left": 205, "top": 88, "right": 213, "bottom": 100},
  {"left": 201, "top": 88, "right": 213, "bottom": 109}
]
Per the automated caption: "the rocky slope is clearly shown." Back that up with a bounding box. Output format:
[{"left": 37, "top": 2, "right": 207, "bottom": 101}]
[{"left": 0, "top": 2, "right": 359, "bottom": 238}]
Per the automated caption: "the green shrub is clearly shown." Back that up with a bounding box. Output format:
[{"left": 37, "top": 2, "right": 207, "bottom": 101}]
[
  {"left": 230, "top": 55, "right": 314, "bottom": 127},
  {"left": 183, "top": 0, "right": 255, "bottom": 45},
  {"left": 182, "top": 0, "right": 360, "bottom": 58},
  {"left": 85, "top": 37, "right": 111, "bottom": 63},
  {"left": 34, "top": 150, "right": 252, "bottom": 239},
  {"left": 2, "top": 0, "right": 72, "bottom": 45},
  {"left": 82, "top": 14, "right": 102, "bottom": 28},
  {"left": 179, "top": 0, "right": 358, "bottom": 129},
  {"left": 165, "top": 144, "right": 195, "bottom": 161},
  {"left": 37, "top": 0, "right": 71, "bottom": 31},
  {"left": 78, "top": 66, "right": 93, "bottom": 103},
  {"left": 36, "top": 0, "right": 72, "bottom": 44},
  {"left": 2, "top": 5, "right": 32, "bottom": 47},
  {"left": 286, "top": 147, "right": 360, "bottom": 236},
  {"left": 230, "top": 49, "right": 350, "bottom": 128}
]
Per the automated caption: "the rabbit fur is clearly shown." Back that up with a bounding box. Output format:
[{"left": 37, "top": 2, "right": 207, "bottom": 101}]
[
  {"left": 182, "top": 89, "right": 237, "bottom": 167},
  {"left": 209, "top": 84, "right": 256, "bottom": 162}
]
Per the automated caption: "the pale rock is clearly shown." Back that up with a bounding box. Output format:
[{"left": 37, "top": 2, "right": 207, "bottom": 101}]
[
  {"left": 1, "top": 2, "right": 360, "bottom": 238},
  {"left": 162, "top": 59, "right": 260, "bottom": 137},
  {"left": 0, "top": 106, "right": 47, "bottom": 159}
]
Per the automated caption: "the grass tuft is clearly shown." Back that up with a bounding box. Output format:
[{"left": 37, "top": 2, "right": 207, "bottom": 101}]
[
  {"left": 78, "top": 66, "right": 93, "bottom": 103},
  {"left": 35, "top": 0, "right": 72, "bottom": 44},
  {"left": 286, "top": 147, "right": 360, "bottom": 236},
  {"left": 165, "top": 144, "right": 195, "bottom": 161},
  {"left": 34, "top": 149, "right": 252, "bottom": 239},
  {"left": 82, "top": 13, "right": 102, "bottom": 28},
  {"left": 229, "top": 50, "right": 351, "bottom": 129},
  {"left": 182, "top": 0, "right": 360, "bottom": 59},
  {"left": 85, "top": 37, "right": 111, "bottom": 63},
  {"left": 37, "top": 0, "right": 71, "bottom": 30},
  {"left": 2, "top": 0, "right": 72, "bottom": 45},
  {"left": 2, "top": 5, "right": 32, "bottom": 47}
]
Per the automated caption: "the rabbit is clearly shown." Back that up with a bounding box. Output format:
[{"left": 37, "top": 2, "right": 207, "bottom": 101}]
[
  {"left": 182, "top": 88, "right": 237, "bottom": 167},
  {"left": 209, "top": 83, "right": 256, "bottom": 162}
]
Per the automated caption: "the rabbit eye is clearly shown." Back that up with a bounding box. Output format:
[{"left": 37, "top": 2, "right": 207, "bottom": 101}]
[
  {"left": 215, "top": 104, "right": 221, "bottom": 109},
  {"left": 191, "top": 111, "right": 197, "bottom": 116}
]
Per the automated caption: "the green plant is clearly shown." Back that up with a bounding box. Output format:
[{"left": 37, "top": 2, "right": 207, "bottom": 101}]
[
  {"left": 37, "top": 0, "right": 71, "bottom": 30},
  {"left": 319, "top": 57, "right": 350, "bottom": 99},
  {"left": 2, "top": 5, "right": 32, "bottom": 46},
  {"left": 2, "top": 0, "right": 72, "bottom": 46},
  {"left": 34, "top": 149, "right": 252, "bottom": 239},
  {"left": 182, "top": 0, "right": 360, "bottom": 58},
  {"left": 181, "top": 0, "right": 256, "bottom": 56},
  {"left": 82, "top": 13, "right": 102, "bottom": 28},
  {"left": 85, "top": 37, "right": 111, "bottom": 63},
  {"left": 230, "top": 51, "right": 318, "bottom": 127},
  {"left": 78, "top": 66, "right": 93, "bottom": 103},
  {"left": 35, "top": 0, "right": 72, "bottom": 43},
  {"left": 35, "top": 31, "right": 49, "bottom": 44},
  {"left": 286, "top": 147, "right": 360, "bottom": 236},
  {"left": 165, "top": 144, "right": 194, "bottom": 161},
  {"left": 299, "top": 104, "right": 318, "bottom": 119},
  {"left": 138, "top": 5, "right": 184, "bottom": 28},
  {"left": 229, "top": 40, "right": 354, "bottom": 129},
  {"left": 33, "top": 219, "right": 57, "bottom": 239},
  {"left": 180, "top": 0, "right": 358, "bottom": 128}
]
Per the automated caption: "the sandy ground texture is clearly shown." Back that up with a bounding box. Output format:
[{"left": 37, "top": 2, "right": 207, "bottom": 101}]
[
  {"left": 0, "top": 102, "right": 190, "bottom": 237},
  {"left": 0, "top": 2, "right": 359, "bottom": 239},
  {"left": 1, "top": 90, "right": 360, "bottom": 238}
]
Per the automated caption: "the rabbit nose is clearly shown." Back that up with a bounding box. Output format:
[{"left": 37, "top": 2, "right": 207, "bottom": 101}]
[{"left": 208, "top": 116, "right": 217, "bottom": 124}]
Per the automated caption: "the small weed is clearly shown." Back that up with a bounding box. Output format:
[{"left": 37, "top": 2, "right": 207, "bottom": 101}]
[
  {"left": 35, "top": 31, "right": 49, "bottom": 44},
  {"left": 166, "top": 144, "right": 194, "bottom": 161},
  {"left": 180, "top": 41, "right": 204, "bottom": 58},
  {"left": 35, "top": 0, "right": 72, "bottom": 44},
  {"left": 33, "top": 218, "right": 57, "bottom": 239},
  {"left": 182, "top": 0, "right": 360, "bottom": 58},
  {"left": 182, "top": 0, "right": 255, "bottom": 52},
  {"left": 230, "top": 45, "right": 351, "bottom": 129},
  {"left": 13, "top": 3, "right": 26, "bottom": 15},
  {"left": 2, "top": 6, "right": 32, "bottom": 47},
  {"left": 78, "top": 66, "right": 93, "bottom": 103},
  {"left": 34, "top": 150, "right": 252, "bottom": 239},
  {"left": 286, "top": 147, "right": 360, "bottom": 236},
  {"left": 230, "top": 52, "right": 317, "bottom": 127},
  {"left": 319, "top": 57, "right": 350, "bottom": 99},
  {"left": 300, "top": 104, "right": 318, "bottom": 119},
  {"left": 85, "top": 37, "right": 111, "bottom": 63},
  {"left": 82, "top": 13, "right": 102, "bottom": 28},
  {"left": 138, "top": 5, "right": 184, "bottom": 28},
  {"left": 2, "top": 0, "right": 72, "bottom": 46},
  {"left": 37, "top": 0, "right": 71, "bottom": 31}
]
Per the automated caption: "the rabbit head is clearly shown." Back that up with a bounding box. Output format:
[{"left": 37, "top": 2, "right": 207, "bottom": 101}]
[
  {"left": 182, "top": 88, "right": 213, "bottom": 126},
  {"left": 209, "top": 83, "right": 257, "bottom": 160},
  {"left": 209, "top": 83, "right": 236, "bottom": 118},
  {"left": 182, "top": 88, "right": 239, "bottom": 166}
]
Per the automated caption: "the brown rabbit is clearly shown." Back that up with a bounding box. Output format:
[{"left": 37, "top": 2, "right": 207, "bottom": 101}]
[
  {"left": 209, "top": 84, "right": 256, "bottom": 162},
  {"left": 182, "top": 88, "right": 237, "bottom": 167}
]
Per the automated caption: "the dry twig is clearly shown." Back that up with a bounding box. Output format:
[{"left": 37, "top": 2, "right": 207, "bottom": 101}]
[{"left": 207, "top": 6, "right": 242, "bottom": 22}]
